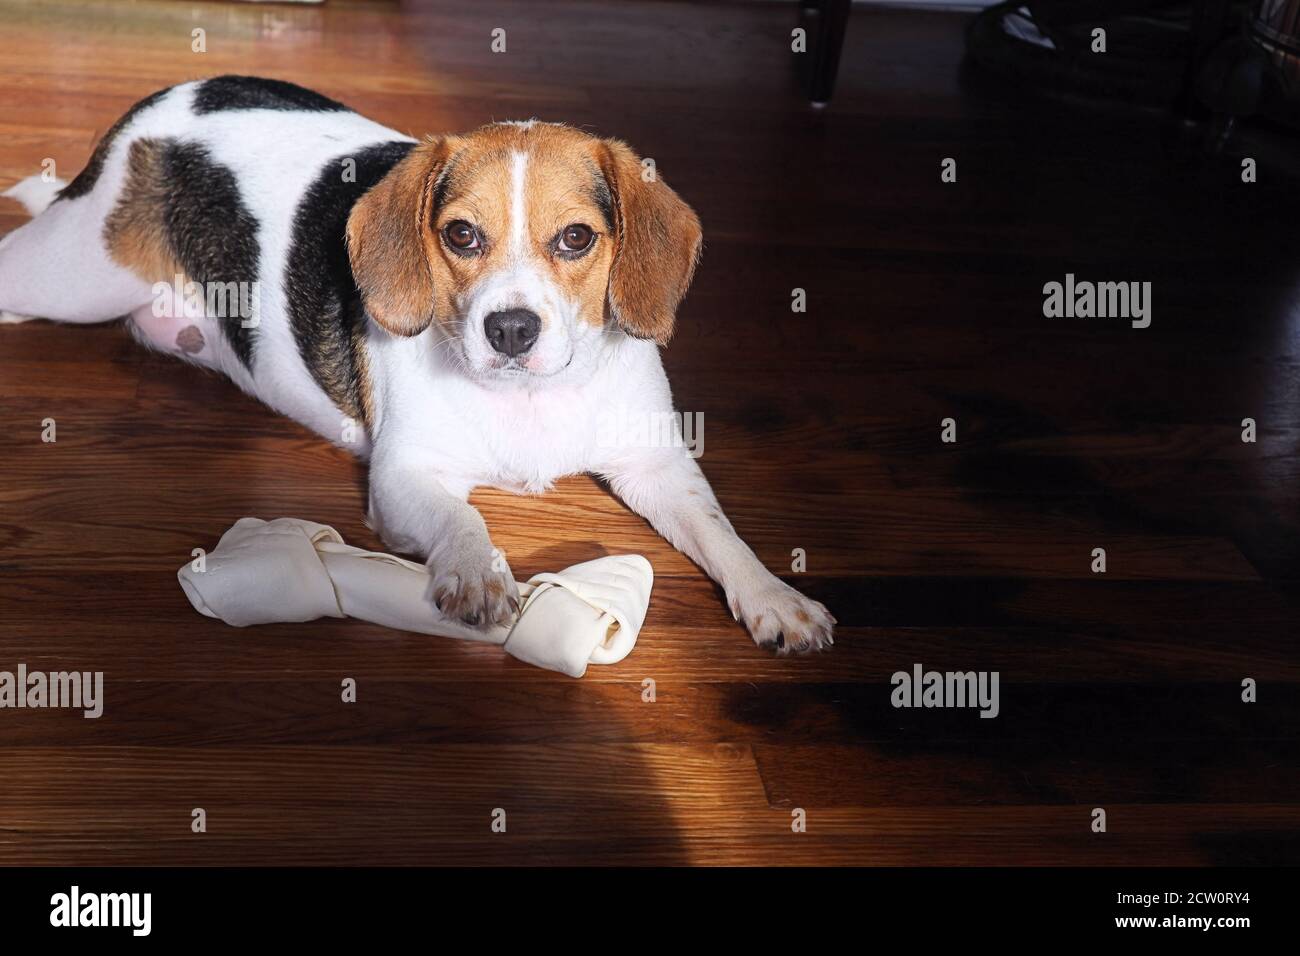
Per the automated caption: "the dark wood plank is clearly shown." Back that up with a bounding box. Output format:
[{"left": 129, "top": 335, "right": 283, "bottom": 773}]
[{"left": 0, "top": 0, "right": 1297, "bottom": 867}]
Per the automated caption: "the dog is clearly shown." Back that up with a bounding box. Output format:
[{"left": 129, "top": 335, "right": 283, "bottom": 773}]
[{"left": 0, "top": 75, "right": 834, "bottom": 653}]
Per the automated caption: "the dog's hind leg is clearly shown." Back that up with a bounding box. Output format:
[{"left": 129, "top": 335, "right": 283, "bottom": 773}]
[{"left": 0, "top": 173, "right": 155, "bottom": 324}]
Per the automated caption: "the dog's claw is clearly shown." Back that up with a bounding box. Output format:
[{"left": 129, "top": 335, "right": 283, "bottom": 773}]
[
  {"left": 426, "top": 538, "right": 520, "bottom": 629},
  {"left": 730, "top": 578, "right": 835, "bottom": 655}
]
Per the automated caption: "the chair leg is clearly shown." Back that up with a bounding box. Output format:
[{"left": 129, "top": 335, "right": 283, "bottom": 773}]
[{"left": 808, "top": 0, "right": 851, "bottom": 106}]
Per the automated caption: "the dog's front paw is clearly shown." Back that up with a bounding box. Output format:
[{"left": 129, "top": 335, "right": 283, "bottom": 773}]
[
  {"left": 729, "top": 577, "right": 835, "bottom": 654},
  {"left": 426, "top": 537, "right": 520, "bottom": 628}
]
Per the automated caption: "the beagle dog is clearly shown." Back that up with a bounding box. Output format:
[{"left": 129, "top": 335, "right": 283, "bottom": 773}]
[{"left": 0, "top": 76, "right": 834, "bottom": 653}]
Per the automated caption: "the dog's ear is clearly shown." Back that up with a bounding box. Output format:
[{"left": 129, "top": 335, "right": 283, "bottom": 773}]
[
  {"left": 346, "top": 137, "right": 456, "bottom": 336},
  {"left": 597, "top": 139, "right": 702, "bottom": 346}
]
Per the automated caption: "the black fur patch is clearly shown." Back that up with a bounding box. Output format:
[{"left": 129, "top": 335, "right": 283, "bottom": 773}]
[
  {"left": 286, "top": 141, "right": 417, "bottom": 423},
  {"left": 591, "top": 169, "right": 614, "bottom": 231},
  {"left": 57, "top": 88, "right": 171, "bottom": 201},
  {"left": 160, "top": 141, "right": 262, "bottom": 370},
  {"left": 431, "top": 154, "right": 461, "bottom": 214},
  {"left": 193, "top": 75, "right": 348, "bottom": 115}
]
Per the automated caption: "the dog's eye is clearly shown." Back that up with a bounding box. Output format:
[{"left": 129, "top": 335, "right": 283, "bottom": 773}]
[
  {"left": 444, "top": 220, "right": 481, "bottom": 252},
  {"left": 557, "top": 223, "right": 594, "bottom": 254}
]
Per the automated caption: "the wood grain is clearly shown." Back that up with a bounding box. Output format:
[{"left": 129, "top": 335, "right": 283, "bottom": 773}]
[{"left": 0, "top": 0, "right": 1297, "bottom": 866}]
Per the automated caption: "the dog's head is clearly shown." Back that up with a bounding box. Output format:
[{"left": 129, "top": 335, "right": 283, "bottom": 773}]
[{"left": 346, "top": 122, "right": 701, "bottom": 384}]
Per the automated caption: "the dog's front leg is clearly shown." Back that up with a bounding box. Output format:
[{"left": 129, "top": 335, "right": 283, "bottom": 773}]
[
  {"left": 604, "top": 449, "right": 834, "bottom": 653},
  {"left": 368, "top": 445, "right": 519, "bottom": 628}
]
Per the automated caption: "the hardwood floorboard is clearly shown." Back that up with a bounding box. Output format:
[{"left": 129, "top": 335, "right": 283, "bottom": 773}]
[
  {"left": 1, "top": 746, "right": 1295, "bottom": 864},
  {"left": 0, "top": 0, "right": 1296, "bottom": 866},
  {"left": 0, "top": 680, "right": 1294, "bottom": 747}
]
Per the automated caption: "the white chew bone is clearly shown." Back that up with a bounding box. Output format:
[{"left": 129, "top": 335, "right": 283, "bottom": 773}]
[{"left": 177, "top": 517, "right": 652, "bottom": 678}]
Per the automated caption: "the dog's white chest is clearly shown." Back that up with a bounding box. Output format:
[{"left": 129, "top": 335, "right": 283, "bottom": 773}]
[{"left": 474, "top": 385, "right": 597, "bottom": 493}]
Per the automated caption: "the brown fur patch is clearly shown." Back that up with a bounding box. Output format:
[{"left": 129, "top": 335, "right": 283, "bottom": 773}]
[
  {"left": 175, "top": 325, "right": 205, "bottom": 354},
  {"left": 596, "top": 139, "right": 702, "bottom": 345},
  {"left": 346, "top": 137, "right": 460, "bottom": 336},
  {"left": 371, "top": 124, "right": 619, "bottom": 338},
  {"left": 348, "top": 321, "right": 375, "bottom": 426},
  {"left": 305, "top": 321, "right": 374, "bottom": 427},
  {"left": 523, "top": 137, "right": 617, "bottom": 331},
  {"left": 103, "top": 138, "right": 183, "bottom": 283},
  {"left": 345, "top": 123, "right": 700, "bottom": 347}
]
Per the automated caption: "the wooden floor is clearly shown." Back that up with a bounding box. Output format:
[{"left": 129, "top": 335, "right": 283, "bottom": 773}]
[{"left": 1, "top": 0, "right": 1298, "bottom": 866}]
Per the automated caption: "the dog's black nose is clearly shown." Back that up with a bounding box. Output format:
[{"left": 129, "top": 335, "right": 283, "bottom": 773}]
[{"left": 483, "top": 309, "right": 540, "bottom": 358}]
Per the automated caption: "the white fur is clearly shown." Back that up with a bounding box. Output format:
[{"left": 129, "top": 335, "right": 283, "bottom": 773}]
[
  {"left": 509, "top": 149, "right": 528, "bottom": 258},
  {"left": 0, "top": 80, "right": 834, "bottom": 651},
  {"left": 3, "top": 175, "right": 65, "bottom": 216}
]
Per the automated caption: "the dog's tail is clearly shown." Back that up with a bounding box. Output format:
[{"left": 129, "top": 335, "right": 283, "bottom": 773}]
[
  {"left": 3, "top": 175, "right": 67, "bottom": 217},
  {"left": 0, "top": 174, "right": 70, "bottom": 323}
]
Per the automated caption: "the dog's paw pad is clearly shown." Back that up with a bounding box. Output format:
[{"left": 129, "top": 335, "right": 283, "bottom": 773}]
[
  {"left": 427, "top": 545, "right": 520, "bottom": 629},
  {"left": 731, "top": 580, "right": 835, "bottom": 655}
]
